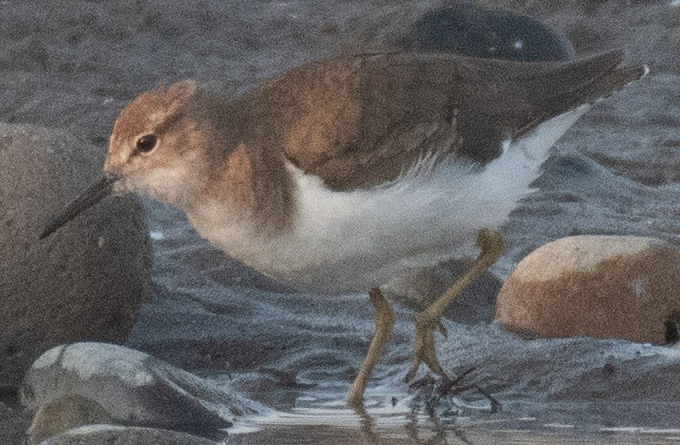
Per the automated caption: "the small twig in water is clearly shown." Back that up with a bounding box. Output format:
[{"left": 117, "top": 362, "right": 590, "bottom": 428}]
[{"left": 438, "top": 367, "right": 475, "bottom": 396}]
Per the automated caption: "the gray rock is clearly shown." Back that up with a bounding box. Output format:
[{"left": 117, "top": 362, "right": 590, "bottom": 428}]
[
  {"left": 38, "top": 425, "right": 217, "bottom": 445},
  {"left": 22, "top": 343, "right": 263, "bottom": 442},
  {"left": 0, "top": 123, "right": 153, "bottom": 389}
]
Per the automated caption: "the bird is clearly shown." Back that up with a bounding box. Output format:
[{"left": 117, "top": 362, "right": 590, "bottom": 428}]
[{"left": 41, "top": 49, "right": 647, "bottom": 408}]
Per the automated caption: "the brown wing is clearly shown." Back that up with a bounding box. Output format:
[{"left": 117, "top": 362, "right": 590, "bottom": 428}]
[{"left": 243, "top": 50, "right": 644, "bottom": 191}]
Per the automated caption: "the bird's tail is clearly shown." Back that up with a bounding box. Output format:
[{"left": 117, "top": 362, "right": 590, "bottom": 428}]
[{"left": 516, "top": 50, "right": 648, "bottom": 137}]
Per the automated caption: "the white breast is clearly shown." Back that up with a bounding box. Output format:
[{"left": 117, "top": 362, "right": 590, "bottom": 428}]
[{"left": 190, "top": 106, "right": 589, "bottom": 294}]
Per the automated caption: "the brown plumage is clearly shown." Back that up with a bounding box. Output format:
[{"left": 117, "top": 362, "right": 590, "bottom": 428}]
[{"left": 244, "top": 50, "right": 644, "bottom": 190}]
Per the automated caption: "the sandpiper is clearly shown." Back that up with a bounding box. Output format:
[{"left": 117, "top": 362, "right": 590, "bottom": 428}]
[{"left": 41, "top": 50, "right": 646, "bottom": 408}]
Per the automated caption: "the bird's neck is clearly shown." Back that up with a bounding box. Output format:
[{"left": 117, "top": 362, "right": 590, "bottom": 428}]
[
  {"left": 182, "top": 101, "right": 297, "bottom": 238},
  {"left": 213, "top": 142, "right": 295, "bottom": 232}
]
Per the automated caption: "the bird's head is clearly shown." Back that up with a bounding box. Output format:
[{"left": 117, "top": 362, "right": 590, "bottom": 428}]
[{"left": 41, "top": 80, "right": 216, "bottom": 239}]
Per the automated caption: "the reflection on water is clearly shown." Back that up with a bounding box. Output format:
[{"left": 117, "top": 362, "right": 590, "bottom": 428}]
[
  {"left": 230, "top": 418, "right": 680, "bottom": 445},
  {"left": 231, "top": 426, "right": 680, "bottom": 444},
  {"left": 228, "top": 394, "right": 680, "bottom": 445}
]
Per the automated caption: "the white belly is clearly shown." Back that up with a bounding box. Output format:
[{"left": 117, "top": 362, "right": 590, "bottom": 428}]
[
  {"left": 271, "top": 159, "right": 526, "bottom": 293},
  {"left": 191, "top": 106, "right": 589, "bottom": 294}
]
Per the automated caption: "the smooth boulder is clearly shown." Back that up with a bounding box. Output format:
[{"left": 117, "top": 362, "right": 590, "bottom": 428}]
[
  {"left": 496, "top": 235, "right": 680, "bottom": 343},
  {"left": 22, "top": 343, "right": 263, "bottom": 442},
  {"left": 0, "top": 123, "right": 153, "bottom": 389},
  {"left": 396, "top": 2, "right": 573, "bottom": 61}
]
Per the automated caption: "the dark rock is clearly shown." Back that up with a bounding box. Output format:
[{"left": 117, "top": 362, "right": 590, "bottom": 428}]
[
  {"left": 397, "top": 2, "right": 573, "bottom": 62},
  {"left": 0, "top": 123, "right": 153, "bottom": 389}
]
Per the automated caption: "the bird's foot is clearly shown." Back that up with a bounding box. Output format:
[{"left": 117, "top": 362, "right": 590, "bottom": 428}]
[
  {"left": 405, "top": 229, "right": 504, "bottom": 383},
  {"left": 406, "top": 311, "right": 448, "bottom": 382}
]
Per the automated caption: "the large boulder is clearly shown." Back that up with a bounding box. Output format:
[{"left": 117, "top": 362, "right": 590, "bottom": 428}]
[
  {"left": 396, "top": 2, "right": 573, "bottom": 62},
  {"left": 496, "top": 235, "right": 680, "bottom": 343},
  {"left": 0, "top": 123, "right": 152, "bottom": 389},
  {"left": 21, "top": 343, "right": 262, "bottom": 442}
]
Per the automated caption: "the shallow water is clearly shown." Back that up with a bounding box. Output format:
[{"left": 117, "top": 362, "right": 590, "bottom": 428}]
[
  {"left": 228, "top": 398, "right": 680, "bottom": 445},
  {"left": 129, "top": 174, "right": 680, "bottom": 442},
  {"left": 232, "top": 424, "right": 680, "bottom": 445},
  {"left": 3, "top": 0, "right": 677, "bottom": 443}
]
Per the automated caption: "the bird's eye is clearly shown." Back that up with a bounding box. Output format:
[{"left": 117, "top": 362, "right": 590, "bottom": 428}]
[{"left": 135, "top": 134, "right": 158, "bottom": 154}]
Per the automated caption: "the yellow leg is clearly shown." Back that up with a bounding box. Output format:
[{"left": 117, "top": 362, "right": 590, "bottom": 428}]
[
  {"left": 406, "top": 229, "right": 505, "bottom": 382},
  {"left": 347, "top": 287, "right": 395, "bottom": 409}
]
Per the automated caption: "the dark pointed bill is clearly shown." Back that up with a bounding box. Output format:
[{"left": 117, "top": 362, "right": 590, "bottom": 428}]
[{"left": 40, "top": 175, "right": 118, "bottom": 239}]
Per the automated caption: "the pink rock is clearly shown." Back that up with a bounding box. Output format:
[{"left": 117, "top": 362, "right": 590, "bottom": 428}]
[{"left": 496, "top": 235, "right": 680, "bottom": 344}]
